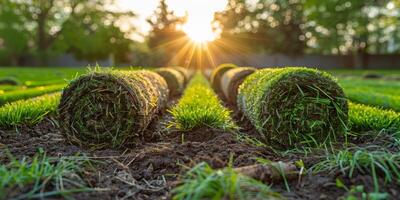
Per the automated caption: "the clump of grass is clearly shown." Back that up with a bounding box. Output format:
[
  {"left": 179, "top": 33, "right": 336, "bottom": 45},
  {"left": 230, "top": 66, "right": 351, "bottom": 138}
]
[
  {"left": 172, "top": 162, "right": 282, "bottom": 200},
  {"left": 170, "top": 73, "right": 236, "bottom": 131},
  {"left": 58, "top": 70, "right": 169, "bottom": 148},
  {"left": 0, "top": 93, "right": 60, "bottom": 128},
  {"left": 0, "top": 84, "right": 65, "bottom": 105},
  {"left": 238, "top": 67, "right": 348, "bottom": 148},
  {"left": 310, "top": 147, "right": 400, "bottom": 193},
  {"left": 0, "top": 152, "right": 92, "bottom": 199},
  {"left": 155, "top": 68, "right": 185, "bottom": 96},
  {"left": 349, "top": 102, "right": 400, "bottom": 131},
  {"left": 210, "top": 63, "right": 238, "bottom": 95}
]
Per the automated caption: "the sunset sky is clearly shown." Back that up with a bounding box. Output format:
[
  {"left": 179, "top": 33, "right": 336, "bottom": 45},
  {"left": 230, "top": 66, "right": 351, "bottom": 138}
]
[{"left": 115, "top": 0, "right": 228, "bottom": 41}]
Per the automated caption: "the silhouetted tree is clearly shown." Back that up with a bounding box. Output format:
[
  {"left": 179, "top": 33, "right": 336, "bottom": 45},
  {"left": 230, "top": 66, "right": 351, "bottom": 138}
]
[
  {"left": 146, "top": 0, "right": 187, "bottom": 66},
  {"left": 0, "top": 0, "right": 136, "bottom": 65}
]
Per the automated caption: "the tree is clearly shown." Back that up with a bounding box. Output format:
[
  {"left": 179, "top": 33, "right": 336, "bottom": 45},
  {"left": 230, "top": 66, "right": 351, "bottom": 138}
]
[
  {"left": 0, "top": 1, "right": 31, "bottom": 65},
  {"left": 146, "top": 0, "right": 187, "bottom": 66},
  {"left": 213, "top": 0, "right": 256, "bottom": 54},
  {"left": 304, "top": 0, "right": 392, "bottom": 68},
  {"left": 214, "top": 0, "right": 307, "bottom": 55},
  {"left": 0, "top": 0, "right": 136, "bottom": 65}
]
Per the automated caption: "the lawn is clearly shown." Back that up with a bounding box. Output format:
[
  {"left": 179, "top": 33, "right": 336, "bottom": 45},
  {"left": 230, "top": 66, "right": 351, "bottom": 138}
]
[{"left": 1, "top": 66, "right": 400, "bottom": 199}]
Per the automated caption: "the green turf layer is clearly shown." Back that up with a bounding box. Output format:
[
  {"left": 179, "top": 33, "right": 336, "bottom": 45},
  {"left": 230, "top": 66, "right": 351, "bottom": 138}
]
[
  {"left": 0, "top": 84, "right": 65, "bottom": 105},
  {"left": 170, "top": 73, "right": 236, "bottom": 131},
  {"left": 339, "top": 78, "right": 400, "bottom": 112},
  {"left": 238, "top": 67, "right": 348, "bottom": 147},
  {"left": 349, "top": 102, "right": 400, "bottom": 131},
  {"left": 0, "top": 93, "right": 60, "bottom": 127},
  {"left": 0, "top": 67, "right": 86, "bottom": 83}
]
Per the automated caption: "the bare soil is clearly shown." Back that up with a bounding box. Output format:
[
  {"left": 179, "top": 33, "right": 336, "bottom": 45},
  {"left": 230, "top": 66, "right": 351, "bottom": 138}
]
[{"left": 1, "top": 99, "right": 400, "bottom": 199}]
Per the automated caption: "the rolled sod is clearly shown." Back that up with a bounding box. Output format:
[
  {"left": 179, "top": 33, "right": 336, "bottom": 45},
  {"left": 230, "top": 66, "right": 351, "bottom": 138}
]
[
  {"left": 58, "top": 70, "right": 169, "bottom": 148},
  {"left": 221, "top": 67, "right": 257, "bottom": 103},
  {"left": 210, "top": 63, "right": 238, "bottom": 95},
  {"left": 155, "top": 68, "right": 185, "bottom": 96},
  {"left": 170, "top": 66, "right": 191, "bottom": 84},
  {"left": 0, "top": 77, "right": 21, "bottom": 86},
  {"left": 238, "top": 67, "right": 348, "bottom": 147}
]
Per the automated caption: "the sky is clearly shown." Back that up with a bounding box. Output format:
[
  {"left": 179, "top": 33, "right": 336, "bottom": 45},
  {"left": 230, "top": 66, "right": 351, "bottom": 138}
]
[{"left": 114, "top": 0, "right": 228, "bottom": 41}]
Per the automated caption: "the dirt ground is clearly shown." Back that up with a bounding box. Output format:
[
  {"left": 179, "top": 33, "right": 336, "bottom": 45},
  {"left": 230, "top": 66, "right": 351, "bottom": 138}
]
[{"left": 1, "top": 99, "right": 400, "bottom": 199}]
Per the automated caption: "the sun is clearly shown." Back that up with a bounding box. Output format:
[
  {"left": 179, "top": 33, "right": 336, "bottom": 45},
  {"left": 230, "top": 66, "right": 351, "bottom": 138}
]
[
  {"left": 183, "top": 27, "right": 217, "bottom": 43},
  {"left": 182, "top": 17, "right": 219, "bottom": 44}
]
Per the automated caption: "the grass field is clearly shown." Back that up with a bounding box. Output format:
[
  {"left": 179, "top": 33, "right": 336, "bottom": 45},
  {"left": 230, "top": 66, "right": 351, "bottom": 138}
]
[{"left": 1, "top": 66, "right": 400, "bottom": 199}]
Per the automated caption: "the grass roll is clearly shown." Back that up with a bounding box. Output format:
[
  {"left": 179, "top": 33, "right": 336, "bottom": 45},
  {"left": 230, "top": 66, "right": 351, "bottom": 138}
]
[
  {"left": 58, "top": 70, "right": 169, "bottom": 148},
  {"left": 238, "top": 67, "right": 348, "bottom": 147},
  {"left": 170, "top": 66, "right": 191, "bottom": 84},
  {"left": 221, "top": 67, "right": 257, "bottom": 103},
  {"left": 155, "top": 68, "right": 185, "bottom": 96},
  {"left": 0, "top": 77, "right": 21, "bottom": 86},
  {"left": 210, "top": 63, "right": 238, "bottom": 95}
]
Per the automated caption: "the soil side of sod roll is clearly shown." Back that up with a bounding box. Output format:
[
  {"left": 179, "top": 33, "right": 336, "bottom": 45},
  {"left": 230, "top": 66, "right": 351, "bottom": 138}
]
[
  {"left": 210, "top": 63, "right": 238, "bottom": 95},
  {"left": 169, "top": 66, "right": 191, "bottom": 84},
  {"left": 238, "top": 67, "right": 349, "bottom": 147},
  {"left": 58, "top": 70, "right": 169, "bottom": 149},
  {"left": 221, "top": 67, "right": 257, "bottom": 104},
  {"left": 155, "top": 68, "right": 185, "bottom": 97}
]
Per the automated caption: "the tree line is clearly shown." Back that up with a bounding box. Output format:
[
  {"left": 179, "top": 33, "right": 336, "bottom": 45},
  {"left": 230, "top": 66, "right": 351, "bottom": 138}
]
[{"left": 0, "top": 0, "right": 399, "bottom": 66}]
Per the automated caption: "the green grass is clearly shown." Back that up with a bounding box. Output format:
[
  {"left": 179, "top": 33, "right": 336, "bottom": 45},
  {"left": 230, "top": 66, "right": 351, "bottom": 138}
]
[
  {"left": 310, "top": 147, "right": 400, "bottom": 194},
  {"left": 0, "top": 84, "right": 65, "bottom": 105},
  {"left": 0, "top": 152, "right": 92, "bottom": 199},
  {"left": 330, "top": 69, "right": 400, "bottom": 76},
  {"left": 344, "top": 88, "right": 400, "bottom": 112},
  {"left": 339, "top": 78, "right": 400, "bottom": 96},
  {"left": 172, "top": 162, "right": 282, "bottom": 200},
  {"left": 24, "top": 79, "right": 69, "bottom": 87},
  {"left": 349, "top": 102, "right": 400, "bottom": 132},
  {"left": 0, "top": 85, "right": 23, "bottom": 92},
  {"left": 170, "top": 73, "right": 236, "bottom": 131},
  {"left": 0, "top": 67, "right": 86, "bottom": 83},
  {"left": 0, "top": 93, "right": 61, "bottom": 127},
  {"left": 338, "top": 78, "right": 400, "bottom": 112}
]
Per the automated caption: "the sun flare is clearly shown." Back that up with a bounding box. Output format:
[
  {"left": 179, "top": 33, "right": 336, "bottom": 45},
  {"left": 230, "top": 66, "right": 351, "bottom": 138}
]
[{"left": 182, "top": 17, "right": 219, "bottom": 43}]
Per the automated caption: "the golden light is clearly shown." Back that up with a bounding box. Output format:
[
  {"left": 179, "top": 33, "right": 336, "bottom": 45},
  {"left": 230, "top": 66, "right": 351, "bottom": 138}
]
[{"left": 182, "top": 15, "right": 219, "bottom": 44}]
